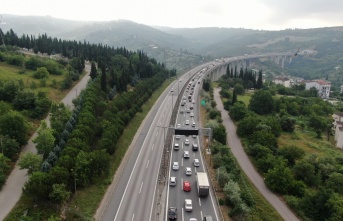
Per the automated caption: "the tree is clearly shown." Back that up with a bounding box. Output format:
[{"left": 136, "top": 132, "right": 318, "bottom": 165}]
[
  {"left": 1, "top": 136, "right": 20, "bottom": 161},
  {"left": 249, "top": 90, "right": 275, "bottom": 115},
  {"left": 233, "top": 83, "right": 245, "bottom": 95},
  {"left": 280, "top": 115, "right": 296, "bottom": 132},
  {"left": 293, "top": 160, "right": 321, "bottom": 187},
  {"left": 90, "top": 61, "right": 97, "bottom": 79},
  {"left": 0, "top": 110, "right": 29, "bottom": 145},
  {"left": 49, "top": 183, "right": 70, "bottom": 204},
  {"left": 229, "top": 101, "right": 248, "bottom": 121},
  {"left": 23, "top": 171, "right": 52, "bottom": 200},
  {"left": 308, "top": 114, "right": 330, "bottom": 138},
  {"left": 231, "top": 89, "right": 237, "bottom": 105},
  {"left": 237, "top": 116, "right": 260, "bottom": 138},
  {"left": 12, "top": 89, "right": 36, "bottom": 110},
  {"left": 326, "top": 172, "right": 343, "bottom": 195},
  {"left": 202, "top": 78, "right": 211, "bottom": 92},
  {"left": 100, "top": 65, "right": 107, "bottom": 93},
  {"left": 213, "top": 124, "right": 227, "bottom": 145},
  {"left": 256, "top": 70, "right": 263, "bottom": 89},
  {"left": 249, "top": 129, "right": 278, "bottom": 151},
  {"left": 18, "top": 152, "right": 42, "bottom": 175},
  {"left": 33, "top": 121, "right": 55, "bottom": 158},
  {"left": 278, "top": 145, "right": 305, "bottom": 166},
  {"left": 33, "top": 67, "right": 49, "bottom": 79}
]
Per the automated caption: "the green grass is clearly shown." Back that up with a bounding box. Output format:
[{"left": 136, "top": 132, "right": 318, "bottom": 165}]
[
  {"left": 237, "top": 93, "right": 252, "bottom": 106},
  {"left": 4, "top": 78, "right": 173, "bottom": 221}
]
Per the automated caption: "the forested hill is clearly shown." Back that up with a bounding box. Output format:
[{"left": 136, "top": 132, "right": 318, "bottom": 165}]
[{"left": 2, "top": 15, "right": 343, "bottom": 86}]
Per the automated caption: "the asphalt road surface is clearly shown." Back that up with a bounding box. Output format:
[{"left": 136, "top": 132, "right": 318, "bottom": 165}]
[
  {"left": 213, "top": 87, "right": 299, "bottom": 221},
  {"left": 166, "top": 72, "right": 220, "bottom": 221}
]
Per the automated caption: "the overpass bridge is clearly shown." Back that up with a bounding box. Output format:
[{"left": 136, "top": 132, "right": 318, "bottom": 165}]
[{"left": 206, "top": 52, "right": 294, "bottom": 82}]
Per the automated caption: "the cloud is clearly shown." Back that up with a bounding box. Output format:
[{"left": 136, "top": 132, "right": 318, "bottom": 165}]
[{"left": 260, "top": 0, "right": 343, "bottom": 27}]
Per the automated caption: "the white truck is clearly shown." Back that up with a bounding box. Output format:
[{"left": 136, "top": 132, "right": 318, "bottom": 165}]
[{"left": 196, "top": 172, "right": 210, "bottom": 197}]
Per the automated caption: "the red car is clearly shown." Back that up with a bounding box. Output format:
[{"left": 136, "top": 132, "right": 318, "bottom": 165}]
[{"left": 183, "top": 181, "right": 191, "bottom": 192}]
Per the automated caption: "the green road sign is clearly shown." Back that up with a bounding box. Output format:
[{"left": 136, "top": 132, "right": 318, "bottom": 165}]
[{"left": 201, "top": 100, "right": 206, "bottom": 106}]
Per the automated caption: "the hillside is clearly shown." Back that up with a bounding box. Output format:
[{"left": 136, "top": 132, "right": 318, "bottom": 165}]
[{"left": 2, "top": 15, "right": 343, "bottom": 86}]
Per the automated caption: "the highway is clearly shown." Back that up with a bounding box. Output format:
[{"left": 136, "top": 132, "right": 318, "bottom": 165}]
[
  {"left": 99, "top": 66, "right": 209, "bottom": 221},
  {"left": 165, "top": 71, "right": 220, "bottom": 221}
]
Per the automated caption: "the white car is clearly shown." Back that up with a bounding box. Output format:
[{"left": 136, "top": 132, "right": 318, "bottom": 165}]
[
  {"left": 183, "top": 151, "right": 190, "bottom": 158},
  {"left": 185, "top": 167, "right": 192, "bottom": 175},
  {"left": 190, "top": 113, "right": 194, "bottom": 117},
  {"left": 185, "top": 120, "right": 189, "bottom": 125},
  {"left": 192, "top": 122, "right": 196, "bottom": 127},
  {"left": 174, "top": 143, "right": 180, "bottom": 150},
  {"left": 184, "top": 139, "right": 190, "bottom": 145},
  {"left": 194, "top": 159, "right": 200, "bottom": 167},
  {"left": 189, "top": 219, "right": 197, "bottom": 221},
  {"left": 170, "top": 176, "right": 176, "bottom": 186},
  {"left": 175, "top": 135, "right": 181, "bottom": 139},
  {"left": 192, "top": 100, "right": 195, "bottom": 104},
  {"left": 184, "top": 199, "right": 193, "bottom": 211},
  {"left": 173, "top": 162, "right": 179, "bottom": 170},
  {"left": 177, "top": 123, "right": 181, "bottom": 128}
]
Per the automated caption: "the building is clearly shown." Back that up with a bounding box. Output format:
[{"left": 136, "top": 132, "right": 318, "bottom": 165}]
[
  {"left": 333, "top": 113, "right": 343, "bottom": 149},
  {"left": 340, "top": 85, "right": 343, "bottom": 94},
  {"left": 273, "top": 77, "right": 291, "bottom": 87},
  {"left": 305, "top": 80, "right": 331, "bottom": 98}
]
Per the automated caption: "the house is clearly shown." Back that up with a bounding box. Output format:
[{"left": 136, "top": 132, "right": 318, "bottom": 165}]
[
  {"left": 332, "top": 113, "right": 343, "bottom": 149},
  {"left": 273, "top": 77, "right": 291, "bottom": 87},
  {"left": 340, "top": 85, "right": 343, "bottom": 94},
  {"left": 305, "top": 80, "right": 331, "bottom": 98}
]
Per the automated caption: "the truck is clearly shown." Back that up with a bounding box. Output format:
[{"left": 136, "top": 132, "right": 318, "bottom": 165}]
[{"left": 196, "top": 172, "right": 210, "bottom": 197}]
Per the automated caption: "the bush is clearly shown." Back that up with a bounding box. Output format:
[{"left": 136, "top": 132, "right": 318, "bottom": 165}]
[{"left": 33, "top": 67, "right": 49, "bottom": 79}]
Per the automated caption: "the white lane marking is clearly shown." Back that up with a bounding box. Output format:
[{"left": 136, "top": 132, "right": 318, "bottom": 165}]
[
  {"left": 181, "top": 177, "right": 184, "bottom": 191},
  {"left": 139, "top": 182, "right": 143, "bottom": 194},
  {"left": 199, "top": 198, "right": 202, "bottom": 206},
  {"left": 200, "top": 211, "right": 203, "bottom": 220},
  {"left": 182, "top": 208, "right": 184, "bottom": 221},
  {"left": 182, "top": 158, "right": 184, "bottom": 167},
  {"left": 146, "top": 160, "right": 149, "bottom": 168},
  {"left": 132, "top": 213, "right": 135, "bottom": 221},
  {"left": 152, "top": 144, "right": 154, "bottom": 150}
]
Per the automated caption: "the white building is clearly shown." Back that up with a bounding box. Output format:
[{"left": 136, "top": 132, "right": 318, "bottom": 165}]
[
  {"left": 333, "top": 113, "right": 343, "bottom": 149},
  {"left": 305, "top": 80, "right": 331, "bottom": 98},
  {"left": 340, "top": 85, "right": 343, "bottom": 94},
  {"left": 273, "top": 77, "right": 291, "bottom": 87}
]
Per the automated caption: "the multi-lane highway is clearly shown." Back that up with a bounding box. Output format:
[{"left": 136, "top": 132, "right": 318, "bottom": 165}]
[
  {"left": 166, "top": 72, "right": 220, "bottom": 221},
  {"left": 99, "top": 65, "right": 213, "bottom": 221}
]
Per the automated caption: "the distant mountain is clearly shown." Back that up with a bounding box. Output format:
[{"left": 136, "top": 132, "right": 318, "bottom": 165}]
[{"left": 1, "top": 14, "right": 343, "bottom": 87}]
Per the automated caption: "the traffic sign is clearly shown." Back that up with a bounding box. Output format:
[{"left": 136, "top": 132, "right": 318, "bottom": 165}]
[{"left": 201, "top": 99, "right": 206, "bottom": 106}]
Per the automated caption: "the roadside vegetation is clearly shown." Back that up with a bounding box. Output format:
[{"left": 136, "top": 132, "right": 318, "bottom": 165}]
[
  {"left": 217, "top": 68, "right": 343, "bottom": 221},
  {"left": 200, "top": 78, "right": 283, "bottom": 220},
  {"left": 1, "top": 29, "right": 175, "bottom": 220}
]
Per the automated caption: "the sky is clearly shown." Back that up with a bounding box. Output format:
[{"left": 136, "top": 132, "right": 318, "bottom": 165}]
[{"left": 1, "top": 0, "right": 343, "bottom": 30}]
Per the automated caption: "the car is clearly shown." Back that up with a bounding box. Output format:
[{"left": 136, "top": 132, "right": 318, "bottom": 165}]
[
  {"left": 174, "top": 143, "right": 179, "bottom": 150},
  {"left": 183, "top": 151, "right": 190, "bottom": 158},
  {"left": 194, "top": 159, "right": 200, "bottom": 167},
  {"left": 170, "top": 177, "right": 176, "bottom": 186},
  {"left": 187, "top": 109, "right": 190, "bottom": 113},
  {"left": 185, "top": 120, "right": 189, "bottom": 125},
  {"left": 192, "top": 100, "right": 195, "bottom": 104},
  {"left": 171, "top": 88, "right": 174, "bottom": 92},
  {"left": 177, "top": 123, "right": 181, "bottom": 128},
  {"left": 192, "top": 143, "right": 198, "bottom": 151},
  {"left": 180, "top": 108, "right": 184, "bottom": 113},
  {"left": 192, "top": 135, "right": 197, "bottom": 139},
  {"left": 175, "top": 135, "right": 181, "bottom": 139},
  {"left": 192, "top": 122, "right": 196, "bottom": 127},
  {"left": 168, "top": 207, "right": 177, "bottom": 220},
  {"left": 203, "top": 216, "right": 213, "bottom": 221},
  {"left": 183, "top": 181, "right": 191, "bottom": 191},
  {"left": 184, "top": 199, "right": 193, "bottom": 211},
  {"left": 190, "top": 105, "right": 193, "bottom": 110},
  {"left": 172, "top": 162, "right": 179, "bottom": 170},
  {"left": 190, "top": 113, "right": 194, "bottom": 117},
  {"left": 190, "top": 218, "right": 197, "bottom": 221},
  {"left": 184, "top": 139, "right": 190, "bottom": 145},
  {"left": 185, "top": 167, "right": 192, "bottom": 175}
]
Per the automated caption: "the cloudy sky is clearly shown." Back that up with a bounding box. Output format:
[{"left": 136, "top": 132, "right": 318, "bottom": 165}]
[{"left": 1, "top": 0, "right": 343, "bottom": 30}]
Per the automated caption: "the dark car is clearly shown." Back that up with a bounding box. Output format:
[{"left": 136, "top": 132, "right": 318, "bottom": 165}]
[
  {"left": 168, "top": 207, "right": 177, "bottom": 220},
  {"left": 203, "top": 215, "right": 213, "bottom": 221}
]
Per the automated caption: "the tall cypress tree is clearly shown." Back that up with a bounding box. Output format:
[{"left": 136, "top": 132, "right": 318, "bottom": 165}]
[
  {"left": 90, "top": 61, "right": 97, "bottom": 80},
  {"left": 257, "top": 70, "right": 263, "bottom": 89},
  {"left": 232, "top": 89, "right": 237, "bottom": 105},
  {"left": 100, "top": 65, "right": 107, "bottom": 93}
]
